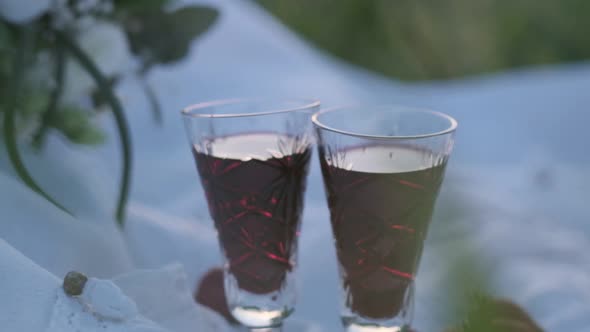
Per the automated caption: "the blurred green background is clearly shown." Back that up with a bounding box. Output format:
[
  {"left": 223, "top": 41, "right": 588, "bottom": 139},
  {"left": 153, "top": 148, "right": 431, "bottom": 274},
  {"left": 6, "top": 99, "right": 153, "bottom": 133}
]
[{"left": 256, "top": 0, "right": 590, "bottom": 81}]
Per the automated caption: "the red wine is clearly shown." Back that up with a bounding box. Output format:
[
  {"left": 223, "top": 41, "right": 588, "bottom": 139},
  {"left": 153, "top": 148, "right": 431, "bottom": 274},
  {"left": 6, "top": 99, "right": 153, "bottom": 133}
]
[
  {"left": 193, "top": 134, "right": 311, "bottom": 294},
  {"left": 319, "top": 145, "right": 447, "bottom": 319}
]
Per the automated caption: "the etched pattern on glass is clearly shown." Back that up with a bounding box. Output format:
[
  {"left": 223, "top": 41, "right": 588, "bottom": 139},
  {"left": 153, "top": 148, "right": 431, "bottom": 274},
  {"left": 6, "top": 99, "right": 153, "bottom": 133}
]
[
  {"left": 319, "top": 145, "right": 447, "bottom": 319},
  {"left": 193, "top": 134, "right": 312, "bottom": 294}
]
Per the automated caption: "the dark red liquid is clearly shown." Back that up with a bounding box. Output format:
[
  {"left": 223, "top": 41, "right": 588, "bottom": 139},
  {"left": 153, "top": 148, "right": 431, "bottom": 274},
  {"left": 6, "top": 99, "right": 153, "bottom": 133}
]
[
  {"left": 193, "top": 134, "right": 311, "bottom": 294},
  {"left": 195, "top": 268, "right": 237, "bottom": 324},
  {"left": 319, "top": 145, "right": 447, "bottom": 319}
]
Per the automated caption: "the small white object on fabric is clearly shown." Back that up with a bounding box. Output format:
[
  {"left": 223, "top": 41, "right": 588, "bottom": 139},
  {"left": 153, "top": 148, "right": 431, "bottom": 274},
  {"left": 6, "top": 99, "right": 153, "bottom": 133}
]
[
  {"left": 79, "top": 279, "right": 139, "bottom": 321},
  {"left": 46, "top": 290, "right": 167, "bottom": 332}
]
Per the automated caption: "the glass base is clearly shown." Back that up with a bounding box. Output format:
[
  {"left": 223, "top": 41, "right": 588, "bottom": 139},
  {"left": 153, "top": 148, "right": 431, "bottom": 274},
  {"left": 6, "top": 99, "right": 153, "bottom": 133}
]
[
  {"left": 238, "top": 318, "right": 320, "bottom": 332},
  {"left": 345, "top": 324, "right": 408, "bottom": 332},
  {"left": 225, "top": 267, "right": 296, "bottom": 329},
  {"left": 231, "top": 306, "right": 292, "bottom": 328},
  {"left": 339, "top": 278, "right": 415, "bottom": 332},
  {"left": 342, "top": 316, "right": 410, "bottom": 332}
]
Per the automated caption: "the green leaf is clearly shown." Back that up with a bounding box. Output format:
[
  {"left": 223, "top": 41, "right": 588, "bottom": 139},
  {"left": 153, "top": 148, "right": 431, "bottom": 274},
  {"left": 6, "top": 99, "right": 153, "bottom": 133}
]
[
  {"left": 123, "top": 6, "right": 218, "bottom": 65},
  {"left": 49, "top": 106, "right": 106, "bottom": 145},
  {"left": 0, "top": 20, "right": 13, "bottom": 49},
  {"left": 454, "top": 295, "right": 543, "bottom": 332},
  {"left": 57, "top": 30, "right": 132, "bottom": 228},
  {"left": 113, "top": 0, "right": 169, "bottom": 12},
  {"left": 2, "top": 27, "right": 70, "bottom": 215},
  {"left": 0, "top": 22, "right": 15, "bottom": 83},
  {"left": 18, "top": 89, "right": 50, "bottom": 118}
]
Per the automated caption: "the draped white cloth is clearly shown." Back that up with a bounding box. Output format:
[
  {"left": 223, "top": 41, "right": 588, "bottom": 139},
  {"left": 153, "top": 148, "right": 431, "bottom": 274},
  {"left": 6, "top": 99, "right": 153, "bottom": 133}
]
[{"left": 1, "top": 0, "right": 589, "bottom": 331}]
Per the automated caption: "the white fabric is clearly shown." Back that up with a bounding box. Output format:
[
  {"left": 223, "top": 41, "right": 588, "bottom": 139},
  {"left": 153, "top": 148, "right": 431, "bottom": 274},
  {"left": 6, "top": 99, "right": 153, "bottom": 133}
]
[
  {"left": 0, "top": 172, "right": 133, "bottom": 278},
  {"left": 0, "top": 239, "right": 58, "bottom": 332},
  {"left": 47, "top": 283, "right": 166, "bottom": 332},
  {"left": 1, "top": 0, "right": 589, "bottom": 330},
  {"left": 113, "top": 264, "right": 231, "bottom": 332}
]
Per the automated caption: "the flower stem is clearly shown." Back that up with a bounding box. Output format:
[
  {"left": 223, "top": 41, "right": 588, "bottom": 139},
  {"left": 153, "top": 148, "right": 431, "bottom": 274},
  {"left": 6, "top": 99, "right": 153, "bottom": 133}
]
[
  {"left": 56, "top": 30, "right": 132, "bottom": 228},
  {"left": 140, "top": 77, "right": 163, "bottom": 125},
  {"left": 32, "top": 41, "right": 66, "bottom": 148},
  {"left": 2, "top": 27, "right": 70, "bottom": 214}
]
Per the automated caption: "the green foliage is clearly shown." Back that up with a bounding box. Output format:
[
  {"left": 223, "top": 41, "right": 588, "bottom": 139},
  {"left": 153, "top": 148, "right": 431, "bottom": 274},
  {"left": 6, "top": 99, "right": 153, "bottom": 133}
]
[
  {"left": 257, "top": 0, "right": 590, "bottom": 80},
  {"left": 425, "top": 196, "right": 544, "bottom": 331},
  {"left": 2, "top": 27, "right": 70, "bottom": 214},
  {"left": 18, "top": 89, "right": 50, "bottom": 119},
  {"left": 113, "top": 0, "right": 169, "bottom": 12},
  {"left": 1, "top": 1, "right": 218, "bottom": 227},
  {"left": 114, "top": 4, "right": 218, "bottom": 124},
  {"left": 90, "top": 75, "right": 118, "bottom": 109},
  {"left": 0, "top": 22, "right": 13, "bottom": 87},
  {"left": 450, "top": 295, "right": 543, "bottom": 331},
  {"left": 56, "top": 29, "right": 132, "bottom": 226},
  {"left": 0, "top": 21, "right": 12, "bottom": 51},
  {"left": 49, "top": 106, "right": 105, "bottom": 145},
  {"left": 121, "top": 6, "right": 219, "bottom": 68}
]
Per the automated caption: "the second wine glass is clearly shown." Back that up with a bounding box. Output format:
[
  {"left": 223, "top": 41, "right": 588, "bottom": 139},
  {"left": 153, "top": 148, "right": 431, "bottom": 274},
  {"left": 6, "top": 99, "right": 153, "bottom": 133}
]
[{"left": 313, "top": 105, "right": 457, "bottom": 331}]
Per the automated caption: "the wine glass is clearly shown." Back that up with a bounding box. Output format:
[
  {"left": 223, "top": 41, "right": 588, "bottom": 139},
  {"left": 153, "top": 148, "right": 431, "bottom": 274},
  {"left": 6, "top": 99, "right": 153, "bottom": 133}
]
[
  {"left": 182, "top": 99, "right": 320, "bottom": 330},
  {"left": 312, "top": 105, "right": 457, "bottom": 331}
]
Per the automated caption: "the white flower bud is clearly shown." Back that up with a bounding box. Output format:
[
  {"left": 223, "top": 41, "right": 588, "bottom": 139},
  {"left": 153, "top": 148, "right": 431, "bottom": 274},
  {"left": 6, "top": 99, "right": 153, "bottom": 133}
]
[{"left": 0, "top": 0, "right": 51, "bottom": 24}]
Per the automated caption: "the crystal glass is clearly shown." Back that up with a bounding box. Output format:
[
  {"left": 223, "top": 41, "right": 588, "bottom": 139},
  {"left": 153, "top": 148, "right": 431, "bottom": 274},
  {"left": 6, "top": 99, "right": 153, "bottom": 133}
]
[
  {"left": 182, "top": 99, "right": 319, "bottom": 330},
  {"left": 312, "top": 106, "right": 457, "bottom": 331}
]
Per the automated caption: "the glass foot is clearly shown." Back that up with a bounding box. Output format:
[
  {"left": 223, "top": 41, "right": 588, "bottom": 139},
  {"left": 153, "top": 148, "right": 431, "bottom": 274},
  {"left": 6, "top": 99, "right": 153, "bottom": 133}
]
[
  {"left": 237, "top": 317, "right": 320, "bottom": 332},
  {"left": 231, "top": 306, "right": 292, "bottom": 329},
  {"left": 342, "top": 315, "right": 411, "bottom": 332},
  {"left": 344, "top": 323, "right": 409, "bottom": 332}
]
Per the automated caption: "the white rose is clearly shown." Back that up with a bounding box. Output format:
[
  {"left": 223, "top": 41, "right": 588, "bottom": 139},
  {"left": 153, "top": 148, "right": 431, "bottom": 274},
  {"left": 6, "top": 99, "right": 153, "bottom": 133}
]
[{"left": 0, "top": 0, "right": 51, "bottom": 24}]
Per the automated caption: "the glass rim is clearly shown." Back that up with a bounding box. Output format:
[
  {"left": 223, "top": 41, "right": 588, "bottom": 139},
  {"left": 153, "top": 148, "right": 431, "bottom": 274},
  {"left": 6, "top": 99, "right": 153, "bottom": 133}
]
[
  {"left": 311, "top": 105, "right": 458, "bottom": 140},
  {"left": 181, "top": 98, "right": 321, "bottom": 119}
]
